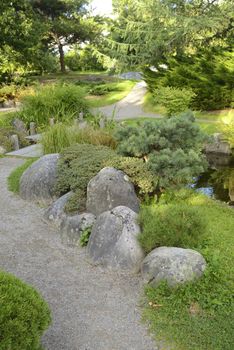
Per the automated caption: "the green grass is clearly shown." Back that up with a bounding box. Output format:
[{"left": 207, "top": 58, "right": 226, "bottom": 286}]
[
  {"left": 88, "top": 81, "right": 136, "bottom": 107},
  {"left": 143, "top": 92, "right": 166, "bottom": 115},
  {"left": 8, "top": 158, "right": 37, "bottom": 193},
  {"left": 194, "top": 109, "right": 234, "bottom": 122},
  {"left": 121, "top": 117, "right": 220, "bottom": 135},
  {"left": 0, "top": 111, "right": 16, "bottom": 127},
  {"left": 143, "top": 91, "right": 234, "bottom": 123},
  {"left": 143, "top": 191, "right": 234, "bottom": 350}
]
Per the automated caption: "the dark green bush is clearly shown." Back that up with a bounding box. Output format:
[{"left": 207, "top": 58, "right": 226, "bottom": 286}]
[
  {"left": 0, "top": 270, "right": 51, "bottom": 350},
  {"left": 19, "top": 84, "right": 89, "bottom": 127},
  {"left": 144, "top": 50, "right": 234, "bottom": 110},
  {"left": 138, "top": 203, "right": 206, "bottom": 253},
  {"left": 115, "top": 113, "right": 207, "bottom": 190}
]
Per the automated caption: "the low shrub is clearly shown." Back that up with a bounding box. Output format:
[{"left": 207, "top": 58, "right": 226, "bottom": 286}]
[
  {"left": 8, "top": 158, "right": 37, "bottom": 193},
  {"left": 41, "top": 124, "right": 117, "bottom": 154},
  {"left": 19, "top": 84, "right": 89, "bottom": 127},
  {"left": 55, "top": 144, "right": 157, "bottom": 212},
  {"left": 0, "top": 127, "right": 29, "bottom": 152},
  {"left": 138, "top": 202, "right": 206, "bottom": 253},
  {"left": 106, "top": 156, "right": 157, "bottom": 197},
  {"left": 55, "top": 144, "right": 117, "bottom": 212},
  {"left": 153, "top": 86, "right": 196, "bottom": 116},
  {"left": 0, "top": 270, "right": 51, "bottom": 350}
]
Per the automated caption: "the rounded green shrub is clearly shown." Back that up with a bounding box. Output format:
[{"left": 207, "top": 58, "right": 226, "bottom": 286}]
[
  {"left": 138, "top": 203, "right": 206, "bottom": 253},
  {"left": 0, "top": 270, "right": 51, "bottom": 350}
]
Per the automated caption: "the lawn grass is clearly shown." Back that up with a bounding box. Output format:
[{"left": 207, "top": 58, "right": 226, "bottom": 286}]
[
  {"left": 143, "top": 91, "right": 234, "bottom": 123},
  {"left": 121, "top": 117, "right": 220, "bottom": 135},
  {"left": 0, "top": 111, "right": 16, "bottom": 127},
  {"left": 88, "top": 81, "right": 136, "bottom": 107},
  {"left": 8, "top": 158, "right": 37, "bottom": 193},
  {"left": 143, "top": 191, "right": 234, "bottom": 350},
  {"left": 143, "top": 92, "right": 167, "bottom": 115}
]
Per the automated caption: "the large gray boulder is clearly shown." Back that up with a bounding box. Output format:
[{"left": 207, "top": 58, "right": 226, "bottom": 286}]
[
  {"left": 20, "top": 154, "right": 59, "bottom": 204},
  {"left": 86, "top": 167, "right": 140, "bottom": 216},
  {"left": 44, "top": 192, "right": 73, "bottom": 228},
  {"left": 60, "top": 213, "right": 96, "bottom": 246},
  {"left": 87, "top": 206, "right": 144, "bottom": 273},
  {"left": 141, "top": 247, "right": 206, "bottom": 286}
]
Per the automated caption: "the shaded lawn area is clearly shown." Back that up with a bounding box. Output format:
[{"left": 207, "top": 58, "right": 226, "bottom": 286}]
[{"left": 143, "top": 191, "right": 234, "bottom": 350}]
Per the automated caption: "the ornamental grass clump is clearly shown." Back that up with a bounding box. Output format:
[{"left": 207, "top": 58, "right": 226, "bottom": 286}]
[
  {"left": 0, "top": 270, "right": 51, "bottom": 350},
  {"left": 19, "top": 83, "right": 89, "bottom": 127},
  {"left": 41, "top": 123, "right": 117, "bottom": 154}
]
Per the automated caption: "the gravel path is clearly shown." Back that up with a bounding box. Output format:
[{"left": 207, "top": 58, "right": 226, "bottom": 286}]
[
  {"left": 95, "top": 81, "right": 162, "bottom": 120},
  {"left": 0, "top": 157, "right": 158, "bottom": 350}
]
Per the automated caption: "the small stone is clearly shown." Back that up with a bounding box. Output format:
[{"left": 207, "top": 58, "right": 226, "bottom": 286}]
[{"left": 44, "top": 192, "right": 73, "bottom": 227}]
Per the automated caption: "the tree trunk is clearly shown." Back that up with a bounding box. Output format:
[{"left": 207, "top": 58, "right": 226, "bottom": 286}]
[{"left": 58, "top": 43, "right": 66, "bottom": 73}]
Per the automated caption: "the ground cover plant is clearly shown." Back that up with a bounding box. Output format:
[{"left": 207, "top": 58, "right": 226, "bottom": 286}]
[
  {"left": 142, "top": 189, "right": 234, "bottom": 350},
  {"left": 0, "top": 270, "right": 51, "bottom": 350},
  {"left": 8, "top": 158, "right": 37, "bottom": 193}
]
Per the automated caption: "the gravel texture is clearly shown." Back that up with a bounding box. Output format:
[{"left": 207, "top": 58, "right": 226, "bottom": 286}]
[{"left": 0, "top": 157, "right": 158, "bottom": 350}]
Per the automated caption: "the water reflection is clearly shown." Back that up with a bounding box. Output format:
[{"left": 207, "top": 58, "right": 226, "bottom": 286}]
[{"left": 193, "top": 154, "right": 234, "bottom": 205}]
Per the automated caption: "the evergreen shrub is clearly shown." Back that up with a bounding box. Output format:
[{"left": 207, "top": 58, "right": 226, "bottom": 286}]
[
  {"left": 153, "top": 86, "right": 196, "bottom": 116},
  {"left": 0, "top": 270, "right": 51, "bottom": 350}
]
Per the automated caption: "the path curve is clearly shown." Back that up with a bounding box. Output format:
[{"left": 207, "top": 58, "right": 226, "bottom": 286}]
[
  {"left": 95, "top": 81, "right": 161, "bottom": 120},
  {"left": 0, "top": 157, "right": 158, "bottom": 350}
]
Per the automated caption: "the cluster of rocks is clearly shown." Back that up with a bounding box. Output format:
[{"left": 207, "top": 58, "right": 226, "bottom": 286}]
[{"left": 20, "top": 154, "right": 207, "bottom": 286}]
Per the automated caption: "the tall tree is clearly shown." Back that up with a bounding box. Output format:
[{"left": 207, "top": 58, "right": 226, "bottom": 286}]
[
  {"left": 0, "top": 0, "right": 47, "bottom": 81},
  {"left": 110, "top": 0, "right": 234, "bottom": 67},
  {"left": 32, "top": 0, "right": 97, "bottom": 72}
]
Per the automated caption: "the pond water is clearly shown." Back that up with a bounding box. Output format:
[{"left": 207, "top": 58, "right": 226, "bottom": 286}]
[{"left": 192, "top": 154, "right": 234, "bottom": 206}]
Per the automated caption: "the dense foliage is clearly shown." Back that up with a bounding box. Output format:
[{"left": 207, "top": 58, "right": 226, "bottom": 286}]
[
  {"left": 110, "top": 0, "right": 233, "bottom": 67},
  {"left": 0, "top": 270, "right": 51, "bottom": 350},
  {"left": 144, "top": 50, "right": 234, "bottom": 110},
  {"left": 55, "top": 143, "right": 156, "bottom": 212},
  {"left": 115, "top": 112, "right": 207, "bottom": 190},
  {"left": 19, "top": 84, "right": 89, "bottom": 127}
]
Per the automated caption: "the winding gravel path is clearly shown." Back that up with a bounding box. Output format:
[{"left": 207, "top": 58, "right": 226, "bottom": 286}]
[
  {"left": 95, "top": 81, "right": 162, "bottom": 120},
  {"left": 0, "top": 157, "right": 158, "bottom": 350}
]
